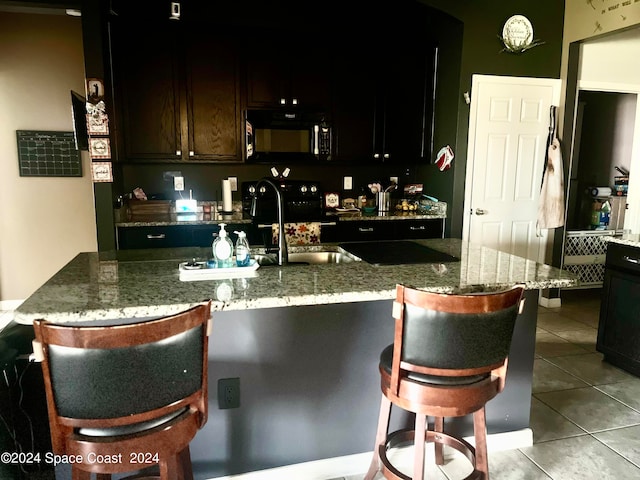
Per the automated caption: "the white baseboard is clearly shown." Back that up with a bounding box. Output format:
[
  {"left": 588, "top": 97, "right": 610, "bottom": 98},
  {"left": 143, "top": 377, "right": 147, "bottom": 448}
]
[
  {"left": 0, "top": 299, "right": 24, "bottom": 311},
  {"left": 538, "top": 295, "right": 561, "bottom": 308},
  {"left": 207, "top": 428, "right": 533, "bottom": 480}
]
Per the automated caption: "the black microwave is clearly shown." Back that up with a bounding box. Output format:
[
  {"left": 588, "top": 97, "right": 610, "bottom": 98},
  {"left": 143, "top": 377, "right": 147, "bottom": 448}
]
[{"left": 245, "top": 110, "right": 331, "bottom": 162}]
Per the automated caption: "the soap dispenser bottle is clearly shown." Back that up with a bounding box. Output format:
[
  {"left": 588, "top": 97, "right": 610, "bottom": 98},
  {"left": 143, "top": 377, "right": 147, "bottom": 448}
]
[
  {"left": 234, "top": 230, "right": 251, "bottom": 267},
  {"left": 212, "top": 223, "right": 234, "bottom": 268}
]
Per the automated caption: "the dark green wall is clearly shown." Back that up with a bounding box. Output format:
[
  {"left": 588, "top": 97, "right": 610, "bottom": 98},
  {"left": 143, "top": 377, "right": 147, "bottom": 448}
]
[{"left": 420, "top": 0, "right": 565, "bottom": 237}]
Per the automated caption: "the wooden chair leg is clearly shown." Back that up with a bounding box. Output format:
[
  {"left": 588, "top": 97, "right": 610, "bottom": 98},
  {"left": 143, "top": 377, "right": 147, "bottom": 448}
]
[
  {"left": 365, "top": 394, "right": 392, "bottom": 480},
  {"left": 434, "top": 416, "right": 444, "bottom": 466},
  {"left": 178, "top": 445, "right": 194, "bottom": 480},
  {"left": 71, "top": 467, "right": 92, "bottom": 480},
  {"left": 413, "top": 414, "right": 427, "bottom": 480},
  {"left": 473, "top": 407, "right": 489, "bottom": 480}
]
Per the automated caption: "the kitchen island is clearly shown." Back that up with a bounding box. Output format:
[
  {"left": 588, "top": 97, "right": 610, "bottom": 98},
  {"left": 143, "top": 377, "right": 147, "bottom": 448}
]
[{"left": 13, "top": 239, "right": 577, "bottom": 479}]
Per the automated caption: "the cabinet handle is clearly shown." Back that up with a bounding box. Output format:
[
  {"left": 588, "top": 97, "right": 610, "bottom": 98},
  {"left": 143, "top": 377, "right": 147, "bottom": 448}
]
[
  {"left": 280, "top": 98, "right": 286, "bottom": 105},
  {"left": 176, "top": 150, "right": 181, "bottom": 156},
  {"left": 189, "top": 151, "right": 194, "bottom": 156},
  {"left": 409, "top": 226, "right": 426, "bottom": 231},
  {"left": 320, "top": 222, "right": 337, "bottom": 226},
  {"left": 373, "top": 153, "right": 380, "bottom": 159},
  {"left": 292, "top": 98, "right": 298, "bottom": 105},
  {"left": 146, "top": 234, "right": 166, "bottom": 239},
  {"left": 383, "top": 153, "right": 390, "bottom": 159},
  {"left": 624, "top": 255, "right": 640, "bottom": 265},
  {"left": 359, "top": 227, "right": 375, "bottom": 232}
]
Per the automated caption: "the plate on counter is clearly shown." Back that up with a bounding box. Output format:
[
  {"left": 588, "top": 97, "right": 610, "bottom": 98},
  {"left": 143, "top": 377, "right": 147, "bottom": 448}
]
[
  {"left": 335, "top": 207, "right": 360, "bottom": 213},
  {"left": 179, "top": 260, "right": 259, "bottom": 281}
]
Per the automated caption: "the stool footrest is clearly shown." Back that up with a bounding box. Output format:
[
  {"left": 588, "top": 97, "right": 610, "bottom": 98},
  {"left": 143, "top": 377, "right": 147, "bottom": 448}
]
[{"left": 379, "top": 428, "right": 484, "bottom": 480}]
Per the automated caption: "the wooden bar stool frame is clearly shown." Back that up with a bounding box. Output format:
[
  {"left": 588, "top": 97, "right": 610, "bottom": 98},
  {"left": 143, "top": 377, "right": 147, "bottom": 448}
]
[
  {"left": 365, "top": 284, "right": 525, "bottom": 480},
  {"left": 32, "top": 301, "right": 212, "bottom": 480}
]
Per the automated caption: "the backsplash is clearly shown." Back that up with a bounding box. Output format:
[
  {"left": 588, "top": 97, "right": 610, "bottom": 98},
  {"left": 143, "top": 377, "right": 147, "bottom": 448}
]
[{"left": 118, "top": 162, "right": 428, "bottom": 204}]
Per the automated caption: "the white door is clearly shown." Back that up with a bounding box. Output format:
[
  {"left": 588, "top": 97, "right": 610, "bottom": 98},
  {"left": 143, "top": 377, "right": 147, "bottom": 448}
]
[{"left": 463, "top": 75, "right": 561, "bottom": 262}]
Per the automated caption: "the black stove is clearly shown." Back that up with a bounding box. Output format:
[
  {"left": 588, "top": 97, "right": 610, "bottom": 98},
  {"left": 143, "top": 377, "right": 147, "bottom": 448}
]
[{"left": 241, "top": 180, "right": 323, "bottom": 222}]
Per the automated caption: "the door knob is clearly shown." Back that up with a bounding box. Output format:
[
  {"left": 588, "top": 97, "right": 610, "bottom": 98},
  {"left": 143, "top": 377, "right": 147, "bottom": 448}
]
[{"left": 475, "top": 208, "right": 488, "bottom": 215}]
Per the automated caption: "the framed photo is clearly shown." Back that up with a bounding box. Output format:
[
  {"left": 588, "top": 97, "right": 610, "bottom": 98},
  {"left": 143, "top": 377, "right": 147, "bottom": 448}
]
[
  {"left": 324, "top": 191, "right": 340, "bottom": 210},
  {"left": 86, "top": 113, "right": 109, "bottom": 135},
  {"left": 86, "top": 78, "right": 104, "bottom": 102},
  {"left": 91, "top": 161, "right": 113, "bottom": 183},
  {"left": 89, "top": 137, "right": 111, "bottom": 159}
]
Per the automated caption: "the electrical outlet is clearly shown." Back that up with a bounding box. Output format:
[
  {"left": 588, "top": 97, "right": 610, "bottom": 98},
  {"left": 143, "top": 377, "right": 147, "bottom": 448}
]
[
  {"left": 343, "top": 176, "right": 353, "bottom": 190},
  {"left": 228, "top": 176, "right": 238, "bottom": 192},
  {"left": 390, "top": 176, "right": 399, "bottom": 184},
  {"left": 174, "top": 176, "right": 184, "bottom": 191},
  {"left": 218, "top": 377, "right": 240, "bottom": 409}
]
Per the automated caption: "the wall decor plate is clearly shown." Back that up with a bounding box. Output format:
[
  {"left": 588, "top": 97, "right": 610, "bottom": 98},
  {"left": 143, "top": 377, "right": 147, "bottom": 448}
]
[
  {"left": 91, "top": 161, "right": 113, "bottom": 182},
  {"left": 501, "top": 15, "right": 537, "bottom": 53}
]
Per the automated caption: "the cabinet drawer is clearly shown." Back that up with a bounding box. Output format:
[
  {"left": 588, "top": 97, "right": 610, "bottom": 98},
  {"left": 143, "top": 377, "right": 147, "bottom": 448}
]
[
  {"left": 395, "top": 219, "right": 443, "bottom": 239},
  {"left": 338, "top": 221, "right": 395, "bottom": 241},
  {"left": 606, "top": 242, "right": 640, "bottom": 275},
  {"left": 117, "top": 226, "right": 190, "bottom": 249}
]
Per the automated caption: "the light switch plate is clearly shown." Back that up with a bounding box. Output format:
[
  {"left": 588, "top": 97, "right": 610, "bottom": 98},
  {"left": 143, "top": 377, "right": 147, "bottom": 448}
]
[
  {"left": 174, "top": 176, "right": 185, "bottom": 191},
  {"left": 228, "top": 176, "right": 238, "bottom": 192},
  {"left": 390, "top": 176, "right": 398, "bottom": 185},
  {"left": 343, "top": 176, "right": 353, "bottom": 190}
]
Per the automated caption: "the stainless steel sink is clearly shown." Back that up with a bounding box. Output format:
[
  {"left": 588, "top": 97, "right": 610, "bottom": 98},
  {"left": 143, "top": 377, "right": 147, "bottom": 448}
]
[{"left": 254, "top": 251, "right": 360, "bottom": 266}]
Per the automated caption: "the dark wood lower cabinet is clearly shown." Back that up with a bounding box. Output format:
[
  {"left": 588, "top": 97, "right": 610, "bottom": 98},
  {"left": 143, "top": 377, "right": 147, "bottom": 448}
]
[
  {"left": 597, "top": 242, "right": 640, "bottom": 376},
  {"left": 116, "top": 218, "right": 444, "bottom": 249}
]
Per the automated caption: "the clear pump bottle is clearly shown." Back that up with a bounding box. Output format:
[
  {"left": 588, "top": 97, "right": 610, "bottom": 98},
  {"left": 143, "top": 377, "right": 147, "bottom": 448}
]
[
  {"left": 212, "top": 223, "right": 234, "bottom": 268},
  {"left": 234, "top": 231, "right": 251, "bottom": 267}
]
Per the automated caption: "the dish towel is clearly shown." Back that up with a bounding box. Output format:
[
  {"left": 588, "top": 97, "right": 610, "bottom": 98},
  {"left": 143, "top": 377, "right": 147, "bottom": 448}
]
[
  {"left": 272, "top": 222, "right": 321, "bottom": 245},
  {"left": 537, "top": 107, "right": 565, "bottom": 229}
]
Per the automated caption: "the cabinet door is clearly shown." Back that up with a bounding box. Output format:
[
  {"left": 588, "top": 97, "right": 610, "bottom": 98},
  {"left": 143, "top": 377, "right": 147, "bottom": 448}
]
[
  {"left": 245, "top": 31, "right": 332, "bottom": 110},
  {"left": 331, "top": 32, "right": 378, "bottom": 163},
  {"left": 381, "top": 24, "right": 437, "bottom": 162},
  {"left": 111, "top": 20, "right": 182, "bottom": 161},
  {"left": 597, "top": 268, "right": 640, "bottom": 374},
  {"left": 184, "top": 30, "right": 243, "bottom": 161}
]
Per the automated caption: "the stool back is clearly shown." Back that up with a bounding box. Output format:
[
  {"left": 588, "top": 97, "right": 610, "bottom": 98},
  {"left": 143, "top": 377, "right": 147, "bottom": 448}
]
[
  {"left": 33, "top": 302, "right": 212, "bottom": 455},
  {"left": 390, "top": 285, "right": 524, "bottom": 393}
]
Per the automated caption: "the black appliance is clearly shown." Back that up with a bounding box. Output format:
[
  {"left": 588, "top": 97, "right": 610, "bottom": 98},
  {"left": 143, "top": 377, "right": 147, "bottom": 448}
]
[
  {"left": 245, "top": 110, "right": 331, "bottom": 162},
  {"left": 242, "top": 179, "right": 323, "bottom": 222}
]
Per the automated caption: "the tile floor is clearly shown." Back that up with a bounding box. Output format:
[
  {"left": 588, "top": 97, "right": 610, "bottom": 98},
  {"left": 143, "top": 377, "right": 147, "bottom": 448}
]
[{"left": 337, "top": 288, "right": 640, "bottom": 480}]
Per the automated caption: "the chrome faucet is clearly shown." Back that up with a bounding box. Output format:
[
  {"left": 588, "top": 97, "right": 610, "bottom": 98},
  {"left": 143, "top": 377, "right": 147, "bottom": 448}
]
[{"left": 250, "top": 177, "right": 288, "bottom": 266}]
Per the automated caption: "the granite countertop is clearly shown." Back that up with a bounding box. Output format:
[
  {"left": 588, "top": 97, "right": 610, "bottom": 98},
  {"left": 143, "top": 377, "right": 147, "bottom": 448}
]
[
  {"left": 603, "top": 235, "right": 640, "bottom": 248},
  {"left": 115, "top": 211, "right": 446, "bottom": 227},
  {"left": 14, "top": 239, "right": 578, "bottom": 325}
]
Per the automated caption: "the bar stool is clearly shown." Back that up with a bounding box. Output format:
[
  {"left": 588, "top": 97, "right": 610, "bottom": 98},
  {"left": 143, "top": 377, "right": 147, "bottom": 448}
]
[
  {"left": 365, "top": 284, "right": 525, "bottom": 480},
  {"left": 32, "top": 301, "right": 212, "bottom": 480}
]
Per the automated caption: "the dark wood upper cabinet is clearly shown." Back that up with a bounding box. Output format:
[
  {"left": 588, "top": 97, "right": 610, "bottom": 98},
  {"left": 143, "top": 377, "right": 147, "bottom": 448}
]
[
  {"left": 110, "top": 16, "right": 243, "bottom": 163},
  {"left": 245, "top": 30, "right": 332, "bottom": 111},
  {"left": 331, "top": 7, "right": 437, "bottom": 164},
  {"left": 111, "top": 21, "right": 182, "bottom": 160}
]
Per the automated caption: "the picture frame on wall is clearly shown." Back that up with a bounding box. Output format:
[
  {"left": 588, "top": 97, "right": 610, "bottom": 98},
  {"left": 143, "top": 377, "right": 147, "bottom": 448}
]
[
  {"left": 324, "top": 192, "right": 340, "bottom": 210},
  {"left": 91, "top": 161, "right": 113, "bottom": 183},
  {"left": 86, "top": 78, "right": 104, "bottom": 103},
  {"left": 89, "top": 137, "right": 111, "bottom": 159},
  {"left": 86, "top": 113, "right": 109, "bottom": 135}
]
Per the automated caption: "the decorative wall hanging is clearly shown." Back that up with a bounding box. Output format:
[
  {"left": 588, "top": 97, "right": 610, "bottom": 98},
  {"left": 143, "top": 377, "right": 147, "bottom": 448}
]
[
  {"left": 91, "top": 161, "right": 114, "bottom": 183},
  {"left": 499, "top": 15, "right": 545, "bottom": 53},
  {"left": 89, "top": 137, "right": 111, "bottom": 159}
]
